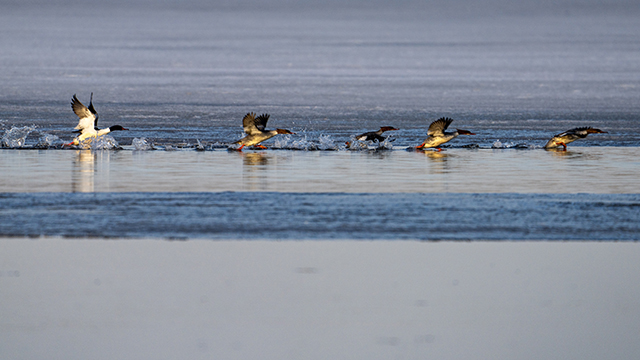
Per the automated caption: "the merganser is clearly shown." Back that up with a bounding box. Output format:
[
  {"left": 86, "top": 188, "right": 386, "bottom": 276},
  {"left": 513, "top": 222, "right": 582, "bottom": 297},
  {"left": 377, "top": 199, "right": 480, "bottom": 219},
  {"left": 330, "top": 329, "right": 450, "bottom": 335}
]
[
  {"left": 544, "top": 127, "right": 607, "bottom": 150},
  {"left": 355, "top": 126, "right": 398, "bottom": 142},
  {"left": 66, "top": 94, "right": 128, "bottom": 146},
  {"left": 416, "top": 117, "right": 475, "bottom": 151},
  {"left": 233, "top": 112, "right": 294, "bottom": 151}
]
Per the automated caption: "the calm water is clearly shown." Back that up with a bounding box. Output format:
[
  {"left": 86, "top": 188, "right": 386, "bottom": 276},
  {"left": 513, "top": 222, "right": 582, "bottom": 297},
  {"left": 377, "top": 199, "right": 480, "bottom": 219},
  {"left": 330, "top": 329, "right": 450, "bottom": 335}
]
[
  {"left": 2, "top": 148, "right": 640, "bottom": 193},
  {"left": 1, "top": 1, "right": 639, "bottom": 239}
]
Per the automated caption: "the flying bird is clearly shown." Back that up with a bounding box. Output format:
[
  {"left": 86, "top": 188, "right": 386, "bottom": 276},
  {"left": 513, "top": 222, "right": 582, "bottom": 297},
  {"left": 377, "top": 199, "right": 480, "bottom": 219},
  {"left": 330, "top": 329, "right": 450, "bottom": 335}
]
[
  {"left": 233, "top": 112, "right": 294, "bottom": 151},
  {"left": 416, "top": 117, "right": 475, "bottom": 151},
  {"left": 66, "top": 94, "right": 128, "bottom": 146},
  {"left": 544, "top": 127, "right": 607, "bottom": 150}
]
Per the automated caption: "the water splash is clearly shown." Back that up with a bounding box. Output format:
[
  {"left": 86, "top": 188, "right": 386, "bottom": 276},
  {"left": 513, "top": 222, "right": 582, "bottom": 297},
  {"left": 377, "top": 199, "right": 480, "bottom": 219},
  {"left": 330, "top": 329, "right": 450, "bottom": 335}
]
[
  {"left": 92, "top": 135, "right": 120, "bottom": 150},
  {"left": 132, "top": 137, "right": 155, "bottom": 150},
  {"left": 34, "top": 133, "right": 64, "bottom": 149},
  {"left": 491, "top": 139, "right": 531, "bottom": 149},
  {"left": 378, "top": 138, "right": 394, "bottom": 150},
  {"left": 492, "top": 139, "right": 506, "bottom": 148},
  {"left": 273, "top": 134, "right": 340, "bottom": 151},
  {"left": 210, "top": 142, "right": 231, "bottom": 150},
  {"left": 317, "top": 134, "right": 339, "bottom": 150},
  {"left": 1, "top": 125, "right": 36, "bottom": 148},
  {"left": 346, "top": 136, "right": 394, "bottom": 151}
]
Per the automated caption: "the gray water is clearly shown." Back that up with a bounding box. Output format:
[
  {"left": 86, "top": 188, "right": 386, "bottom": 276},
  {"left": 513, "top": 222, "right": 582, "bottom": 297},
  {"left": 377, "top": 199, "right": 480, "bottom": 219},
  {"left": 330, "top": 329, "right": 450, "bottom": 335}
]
[{"left": 1, "top": 0, "right": 640, "bottom": 239}]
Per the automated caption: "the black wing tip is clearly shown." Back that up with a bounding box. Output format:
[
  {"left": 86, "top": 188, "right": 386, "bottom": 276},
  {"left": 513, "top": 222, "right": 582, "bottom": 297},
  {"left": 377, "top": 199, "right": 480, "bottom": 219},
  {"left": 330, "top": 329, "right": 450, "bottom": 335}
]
[
  {"left": 436, "top": 117, "right": 454, "bottom": 123},
  {"left": 87, "top": 93, "right": 97, "bottom": 114},
  {"left": 430, "top": 117, "right": 454, "bottom": 128},
  {"left": 71, "top": 94, "right": 81, "bottom": 108}
]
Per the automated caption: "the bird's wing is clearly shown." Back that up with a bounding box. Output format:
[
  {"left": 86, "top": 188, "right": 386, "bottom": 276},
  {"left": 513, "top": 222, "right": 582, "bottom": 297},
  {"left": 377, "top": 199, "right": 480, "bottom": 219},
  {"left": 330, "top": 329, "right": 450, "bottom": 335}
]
[
  {"left": 87, "top": 93, "right": 99, "bottom": 128},
  {"left": 556, "top": 127, "right": 590, "bottom": 137},
  {"left": 255, "top": 113, "right": 270, "bottom": 131},
  {"left": 71, "top": 95, "right": 96, "bottom": 130},
  {"left": 427, "top": 117, "right": 453, "bottom": 136},
  {"left": 242, "top": 112, "right": 262, "bottom": 135},
  {"left": 355, "top": 131, "right": 374, "bottom": 141},
  {"left": 355, "top": 131, "right": 385, "bottom": 141}
]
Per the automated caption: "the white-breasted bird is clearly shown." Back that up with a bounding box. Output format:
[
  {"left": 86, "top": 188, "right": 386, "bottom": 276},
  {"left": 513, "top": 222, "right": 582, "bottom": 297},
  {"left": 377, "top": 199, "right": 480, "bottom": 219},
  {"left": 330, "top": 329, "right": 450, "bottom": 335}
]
[{"left": 66, "top": 93, "right": 128, "bottom": 146}]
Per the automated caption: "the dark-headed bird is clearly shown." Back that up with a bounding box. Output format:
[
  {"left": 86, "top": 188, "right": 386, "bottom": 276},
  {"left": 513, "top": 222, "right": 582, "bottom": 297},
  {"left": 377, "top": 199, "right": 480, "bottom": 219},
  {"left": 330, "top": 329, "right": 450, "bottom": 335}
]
[
  {"left": 416, "top": 117, "right": 475, "bottom": 151},
  {"left": 66, "top": 93, "right": 128, "bottom": 146},
  {"left": 544, "top": 127, "right": 607, "bottom": 150},
  {"left": 354, "top": 126, "right": 398, "bottom": 142},
  {"left": 233, "top": 112, "right": 294, "bottom": 151}
]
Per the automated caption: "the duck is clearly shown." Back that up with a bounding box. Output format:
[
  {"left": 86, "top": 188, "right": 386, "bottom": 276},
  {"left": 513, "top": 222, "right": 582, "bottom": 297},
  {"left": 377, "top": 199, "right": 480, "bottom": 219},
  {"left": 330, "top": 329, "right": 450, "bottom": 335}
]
[
  {"left": 416, "top": 117, "right": 475, "bottom": 151},
  {"left": 354, "top": 126, "right": 398, "bottom": 142},
  {"left": 233, "top": 112, "right": 294, "bottom": 151},
  {"left": 66, "top": 93, "right": 128, "bottom": 146},
  {"left": 544, "top": 127, "right": 607, "bottom": 150}
]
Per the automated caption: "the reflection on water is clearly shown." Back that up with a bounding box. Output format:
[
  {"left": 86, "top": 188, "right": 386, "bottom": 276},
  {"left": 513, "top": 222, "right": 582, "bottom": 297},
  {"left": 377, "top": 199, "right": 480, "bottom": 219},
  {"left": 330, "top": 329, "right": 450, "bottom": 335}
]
[
  {"left": 545, "top": 148, "right": 604, "bottom": 161},
  {"left": 242, "top": 152, "right": 269, "bottom": 166},
  {"left": 421, "top": 150, "right": 449, "bottom": 161},
  {"left": 2, "top": 148, "right": 640, "bottom": 193},
  {"left": 421, "top": 150, "right": 450, "bottom": 176},
  {"left": 71, "top": 150, "right": 96, "bottom": 193},
  {"left": 241, "top": 152, "right": 270, "bottom": 191}
]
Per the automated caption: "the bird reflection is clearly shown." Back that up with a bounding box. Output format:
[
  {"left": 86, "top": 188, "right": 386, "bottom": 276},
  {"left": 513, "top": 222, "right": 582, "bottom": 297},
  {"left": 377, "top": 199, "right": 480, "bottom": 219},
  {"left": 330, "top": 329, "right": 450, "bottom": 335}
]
[
  {"left": 241, "top": 152, "right": 270, "bottom": 191},
  {"left": 242, "top": 152, "right": 269, "bottom": 166},
  {"left": 420, "top": 149, "right": 449, "bottom": 161},
  {"left": 545, "top": 148, "right": 596, "bottom": 160},
  {"left": 366, "top": 150, "right": 393, "bottom": 160},
  {"left": 71, "top": 150, "right": 96, "bottom": 192},
  {"left": 420, "top": 149, "right": 450, "bottom": 174}
]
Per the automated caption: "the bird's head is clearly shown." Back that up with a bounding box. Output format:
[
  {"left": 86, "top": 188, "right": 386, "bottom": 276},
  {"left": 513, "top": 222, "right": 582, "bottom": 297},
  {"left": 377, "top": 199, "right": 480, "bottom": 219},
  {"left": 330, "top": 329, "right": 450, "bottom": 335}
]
[
  {"left": 587, "top": 128, "right": 607, "bottom": 134},
  {"left": 456, "top": 129, "right": 475, "bottom": 135},
  {"left": 276, "top": 129, "right": 295, "bottom": 135}
]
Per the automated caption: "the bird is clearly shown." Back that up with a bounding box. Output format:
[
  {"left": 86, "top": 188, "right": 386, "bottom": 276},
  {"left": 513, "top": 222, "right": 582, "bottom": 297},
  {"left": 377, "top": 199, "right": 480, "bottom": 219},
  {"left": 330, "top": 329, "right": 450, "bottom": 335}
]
[
  {"left": 416, "top": 117, "right": 475, "bottom": 151},
  {"left": 233, "top": 112, "right": 294, "bottom": 151},
  {"left": 544, "top": 127, "right": 607, "bottom": 150},
  {"left": 66, "top": 93, "right": 128, "bottom": 146},
  {"left": 354, "top": 126, "right": 399, "bottom": 142}
]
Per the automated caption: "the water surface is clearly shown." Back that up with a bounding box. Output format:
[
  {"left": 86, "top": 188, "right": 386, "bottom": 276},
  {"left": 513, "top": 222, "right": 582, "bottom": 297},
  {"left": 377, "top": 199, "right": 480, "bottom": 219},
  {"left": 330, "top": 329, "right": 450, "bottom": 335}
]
[{"left": 2, "top": 148, "right": 639, "bottom": 193}]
